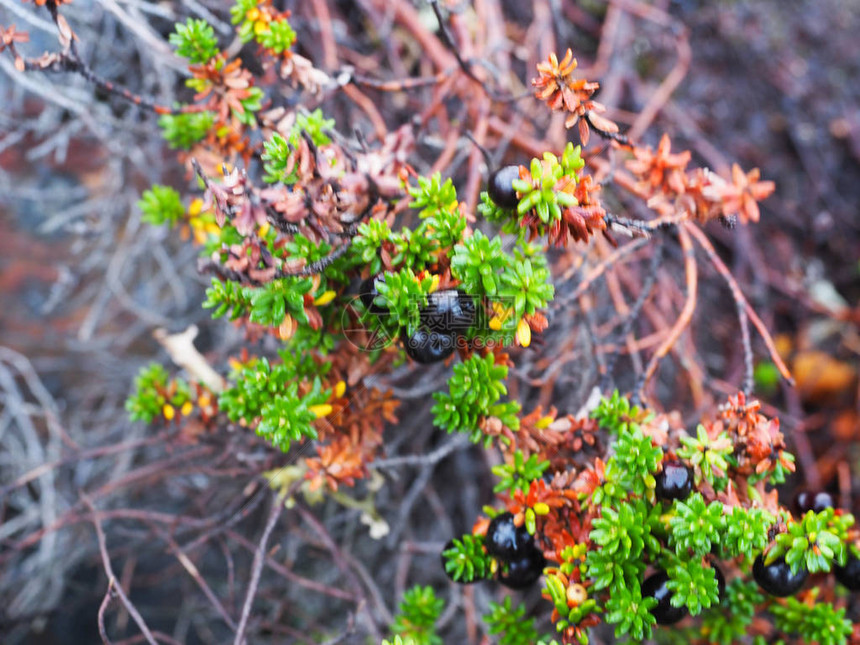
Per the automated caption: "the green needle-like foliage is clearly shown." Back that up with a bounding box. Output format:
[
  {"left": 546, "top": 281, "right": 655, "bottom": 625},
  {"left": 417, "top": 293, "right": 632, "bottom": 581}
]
[
  {"left": 202, "top": 278, "right": 253, "bottom": 321},
  {"left": 392, "top": 224, "right": 440, "bottom": 270},
  {"left": 450, "top": 231, "right": 512, "bottom": 298},
  {"left": 669, "top": 493, "right": 726, "bottom": 557},
  {"left": 441, "top": 535, "right": 492, "bottom": 583},
  {"left": 169, "top": 18, "right": 219, "bottom": 64},
  {"left": 125, "top": 363, "right": 190, "bottom": 422},
  {"left": 374, "top": 269, "right": 434, "bottom": 334},
  {"left": 511, "top": 144, "right": 584, "bottom": 230},
  {"left": 484, "top": 597, "right": 539, "bottom": 645},
  {"left": 138, "top": 185, "right": 185, "bottom": 226},
  {"left": 718, "top": 506, "right": 774, "bottom": 558},
  {"left": 157, "top": 111, "right": 215, "bottom": 150},
  {"left": 604, "top": 425, "right": 662, "bottom": 499},
  {"left": 499, "top": 250, "right": 555, "bottom": 319},
  {"left": 258, "top": 19, "right": 296, "bottom": 53},
  {"left": 391, "top": 585, "right": 444, "bottom": 645},
  {"left": 771, "top": 508, "right": 853, "bottom": 574},
  {"left": 665, "top": 557, "right": 720, "bottom": 616},
  {"left": 769, "top": 595, "right": 852, "bottom": 645},
  {"left": 589, "top": 500, "right": 651, "bottom": 561},
  {"left": 603, "top": 579, "right": 656, "bottom": 640},
  {"left": 432, "top": 353, "right": 520, "bottom": 442},
  {"left": 218, "top": 359, "right": 329, "bottom": 452},
  {"left": 409, "top": 172, "right": 458, "bottom": 219},
  {"left": 351, "top": 219, "right": 392, "bottom": 275},
  {"left": 590, "top": 389, "right": 648, "bottom": 435},
  {"left": 677, "top": 424, "right": 732, "bottom": 486},
  {"left": 700, "top": 579, "right": 764, "bottom": 645},
  {"left": 247, "top": 278, "right": 313, "bottom": 327},
  {"left": 492, "top": 450, "right": 550, "bottom": 495}
]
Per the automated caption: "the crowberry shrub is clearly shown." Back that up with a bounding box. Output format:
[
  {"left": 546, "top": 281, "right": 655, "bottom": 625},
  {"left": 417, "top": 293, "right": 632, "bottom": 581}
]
[{"left": 5, "top": 1, "right": 859, "bottom": 644}]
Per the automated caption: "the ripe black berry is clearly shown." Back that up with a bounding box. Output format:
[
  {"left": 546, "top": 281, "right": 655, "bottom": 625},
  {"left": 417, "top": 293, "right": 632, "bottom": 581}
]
[
  {"left": 793, "top": 490, "right": 835, "bottom": 516},
  {"left": 487, "top": 165, "right": 521, "bottom": 210},
  {"left": 642, "top": 571, "right": 687, "bottom": 625},
  {"left": 834, "top": 552, "right": 860, "bottom": 591},
  {"left": 359, "top": 275, "right": 387, "bottom": 314},
  {"left": 401, "top": 327, "right": 456, "bottom": 364},
  {"left": 498, "top": 546, "right": 546, "bottom": 589},
  {"left": 655, "top": 460, "right": 693, "bottom": 502},
  {"left": 421, "top": 289, "right": 476, "bottom": 335},
  {"left": 752, "top": 555, "right": 808, "bottom": 597},
  {"left": 485, "top": 512, "right": 533, "bottom": 560}
]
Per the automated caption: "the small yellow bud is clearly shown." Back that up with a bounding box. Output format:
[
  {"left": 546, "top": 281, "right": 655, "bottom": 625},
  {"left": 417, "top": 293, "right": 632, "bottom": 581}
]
[
  {"left": 533, "top": 502, "right": 550, "bottom": 515},
  {"left": 254, "top": 21, "right": 268, "bottom": 36},
  {"left": 489, "top": 317, "right": 503, "bottom": 331},
  {"left": 258, "top": 222, "right": 270, "bottom": 238},
  {"left": 188, "top": 198, "right": 203, "bottom": 217},
  {"left": 313, "top": 290, "right": 337, "bottom": 306},
  {"left": 162, "top": 404, "right": 176, "bottom": 421},
  {"left": 517, "top": 318, "right": 531, "bottom": 347},
  {"left": 245, "top": 8, "right": 260, "bottom": 21},
  {"left": 429, "top": 274, "right": 440, "bottom": 293},
  {"left": 180, "top": 401, "right": 194, "bottom": 417},
  {"left": 309, "top": 404, "right": 332, "bottom": 419},
  {"left": 198, "top": 395, "right": 211, "bottom": 409},
  {"left": 535, "top": 415, "right": 554, "bottom": 430},
  {"left": 334, "top": 380, "right": 346, "bottom": 398}
]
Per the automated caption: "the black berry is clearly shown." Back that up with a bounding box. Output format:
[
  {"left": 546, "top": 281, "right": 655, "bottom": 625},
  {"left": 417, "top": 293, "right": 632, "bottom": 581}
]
[
  {"left": 498, "top": 546, "right": 546, "bottom": 589},
  {"left": 834, "top": 552, "right": 860, "bottom": 591},
  {"left": 642, "top": 571, "right": 687, "bottom": 625},
  {"left": 485, "top": 512, "right": 532, "bottom": 560},
  {"left": 401, "top": 327, "right": 456, "bottom": 364},
  {"left": 488, "top": 165, "right": 521, "bottom": 209},
  {"left": 655, "top": 460, "right": 693, "bottom": 502},
  {"left": 793, "top": 490, "right": 835, "bottom": 516},
  {"left": 359, "top": 275, "right": 387, "bottom": 314},
  {"left": 752, "top": 555, "right": 808, "bottom": 597},
  {"left": 421, "top": 289, "right": 476, "bottom": 335}
]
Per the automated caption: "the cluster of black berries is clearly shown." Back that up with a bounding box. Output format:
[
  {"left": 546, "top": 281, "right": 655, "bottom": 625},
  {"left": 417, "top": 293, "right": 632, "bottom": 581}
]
[
  {"left": 359, "top": 276, "right": 476, "bottom": 364},
  {"left": 484, "top": 512, "right": 547, "bottom": 589},
  {"left": 442, "top": 512, "right": 546, "bottom": 590},
  {"left": 648, "top": 464, "right": 860, "bottom": 622},
  {"left": 645, "top": 460, "right": 726, "bottom": 624}
]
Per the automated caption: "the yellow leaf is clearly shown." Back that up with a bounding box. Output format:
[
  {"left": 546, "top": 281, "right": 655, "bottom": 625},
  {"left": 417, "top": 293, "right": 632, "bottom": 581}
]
[
  {"left": 517, "top": 318, "right": 531, "bottom": 347},
  {"left": 162, "top": 404, "right": 176, "bottom": 421},
  {"left": 258, "top": 222, "right": 271, "bottom": 238},
  {"left": 313, "top": 290, "right": 337, "bottom": 306},
  {"left": 188, "top": 198, "right": 203, "bottom": 217},
  {"left": 334, "top": 380, "right": 346, "bottom": 398},
  {"left": 535, "top": 415, "right": 554, "bottom": 430},
  {"left": 309, "top": 404, "right": 332, "bottom": 419},
  {"left": 489, "top": 317, "right": 503, "bottom": 331},
  {"left": 180, "top": 401, "right": 194, "bottom": 416},
  {"left": 533, "top": 502, "right": 550, "bottom": 515}
]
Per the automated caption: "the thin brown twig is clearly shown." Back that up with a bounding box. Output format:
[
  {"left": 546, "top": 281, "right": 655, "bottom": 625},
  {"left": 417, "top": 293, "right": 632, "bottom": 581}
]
[
  {"left": 233, "top": 497, "right": 283, "bottom": 645},
  {"left": 82, "top": 495, "right": 159, "bottom": 645},
  {"left": 684, "top": 221, "right": 794, "bottom": 384},
  {"left": 637, "top": 224, "right": 697, "bottom": 403}
]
